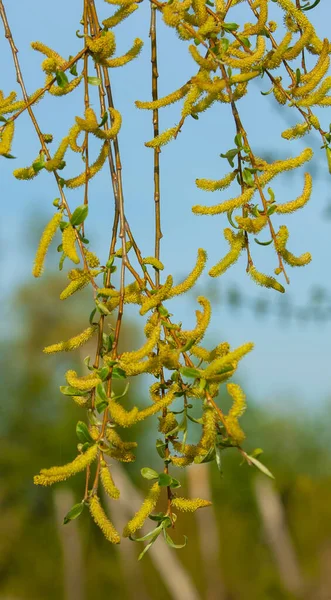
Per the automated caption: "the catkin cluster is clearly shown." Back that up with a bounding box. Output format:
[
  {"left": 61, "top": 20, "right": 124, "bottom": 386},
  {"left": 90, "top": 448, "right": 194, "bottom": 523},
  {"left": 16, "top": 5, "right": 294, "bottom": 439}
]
[{"left": 1, "top": 0, "right": 327, "bottom": 553}]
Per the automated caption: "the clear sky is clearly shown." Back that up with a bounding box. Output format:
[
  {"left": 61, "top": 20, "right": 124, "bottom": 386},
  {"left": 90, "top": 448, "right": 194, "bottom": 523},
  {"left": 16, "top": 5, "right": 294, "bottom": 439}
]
[{"left": 1, "top": 0, "right": 330, "bottom": 408}]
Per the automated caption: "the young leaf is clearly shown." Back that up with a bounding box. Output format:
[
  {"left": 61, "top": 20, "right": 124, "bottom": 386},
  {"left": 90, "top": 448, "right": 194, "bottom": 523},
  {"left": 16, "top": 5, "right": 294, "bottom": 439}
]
[
  {"left": 247, "top": 455, "right": 274, "bottom": 479},
  {"left": 163, "top": 529, "right": 187, "bottom": 549},
  {"left": 87, "top": 76, "right": 102, "bottom": 86},
  {"left": 70, "top": 205, "right": 88, "bottom": 226},
  {"left": 76, "top": 421, "right": 94, "bottom": 444},
  {"left": 56, "top": 70, "right": 69, "bottom": 88},
  {"left": 180, "top": 366, "right": 200, "bottom": 379},
  {"left": 158, "top": 473, "right": 173, "bottom": 487},
  {"left": 141, "top": 467, "right": 159, "bottom": 480},
  {"left": 63, "top": 502, "right": 84, "bottom": 525}
]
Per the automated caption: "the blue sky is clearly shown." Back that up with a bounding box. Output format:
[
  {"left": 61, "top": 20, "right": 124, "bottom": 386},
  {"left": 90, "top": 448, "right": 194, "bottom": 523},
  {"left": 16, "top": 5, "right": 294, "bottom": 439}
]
[{"left": 1, "top": 0, "right": 330, "bottom": 408}]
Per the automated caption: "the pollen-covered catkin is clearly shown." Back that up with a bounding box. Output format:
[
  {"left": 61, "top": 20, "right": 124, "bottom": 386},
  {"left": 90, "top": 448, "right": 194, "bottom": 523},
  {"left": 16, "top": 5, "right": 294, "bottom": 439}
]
[
  {"left": 209, "top": 229, "right": 245, "bottom": 278},
  {"left": 224, "top": 383, "right": 246, "bottom": 444},
  {"left": 43, "top": 325, "right": 97, "bottom": 353},
  {"left": 168, "top": 248, "right": 207, "bottom": 297},
  {"left": 100, "top": 461, "right": 120, "bottom": 499},
  {"left": 0, "top": 120, "right": 14, "bottom": 155},
  {"left": 89, "top": 496, "right": 121, "bottom": 544},
  {"left": 62, "top": 224, "right": 80, "bottom": 264},
  {"left": 33, "top": 211, "right": 63, "bottom": 277},
  {"left": 171, "top": 497, "right": 212, "bottom": 512},
  {"left": 34, "top": 444, "right": 98, "bottom": 486},
  {"left": 249, "top": 266, "right": 285, "bottom": 293},
  {"left": 276, "top": 172, "right": 312, "bottom": 214},
  {"left": 123, "top": 482, "right": 160, "bottom": 537}
]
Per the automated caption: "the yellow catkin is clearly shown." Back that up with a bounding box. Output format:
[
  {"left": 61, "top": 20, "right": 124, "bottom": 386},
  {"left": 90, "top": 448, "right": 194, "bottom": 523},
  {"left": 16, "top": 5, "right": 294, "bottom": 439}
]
[
  {"left": 65, "top": 142, "right": 109, "bottom": 188},
  {"left": 181, "top": 85, "right": 202, "bottom": 118},
  {"left": 198, "top": 407, "right": 217, "bottom": 452},
  {"left": 171, "top": 497, "right": 212, "bottom": 512},
  {"left": 276, "top": 172, "right": 312, "bottom": 214},
  {"left": 0, "top": 90, "right": 17, "bottom": 109},
  {"left": 120, "top": 324, "right": 161, "bottom": 363},
  {"left": 293, "top": 40, "right": 330, "bottom": 97},
  {"left": 195, "top": 171, "right": 236, "bottom": 192},
  {"left": 76, "top": 107, "right": 122, "bottom": 140},
  {"left": 235, "top": 215, "right": 268, "bottom": 234},
  {"left": 123, "top": 482, "right": 160, "bottom": 537},
  {"left": 106, "top": 427, "right": 137, "bottom": 450},
  {"left": 275, "top": 225, "right": 311, "bottom": 267},
  {"left": 224, "top": 36, "right": 266, "bottom": 71},
  {"left": 189, "top": 46, "right": 217, "bottom": 71},
  {"left": 203, "top": 342, "right": 253, "bottom": 379},
  {"left": 34, "top": 444, "right": 98, "bottom": 486},
  {"left": 139, "top": 275, "right": 173, "bottom": 315},
  {"left": 48, "top": 75, "right": 83, "bottom": 97},
  {"left": 0, "top": 120, "right": 14, "bottom": 155},
  {"left": 33, "top": 211, "right": 63, "bottom": 277},
  {"left": 145, "top": 126, "right": 177, "bottom": 149},
  {"left": 168, "top": 248, "right": 207, "bottom": 298},
  {"left": 62, "top": 224, "right": 80, "bottom": 264},
  {"left": 142, "top": 257, "right": 164, "bottom": 270},
  {"left": 66, "top": 369, "right": 101, "bottom": 391},
  {"left": 192, "top": 187, "right": 255, "bottom": 215},
  {"left": 136, "top": 84, "right": 190, "bottom": 110},
  {"left": 105, "top": 38, "right": 143, "bottom": 68},
  {"left": 89, "top": 496, "right": 121, "bottom": 544},
  {"left": 103, "top": 4, "right": 138, "bottom": 28},
  {"left": 60, "top": 273, "right": 91, "bottom": 300},
  {"left": 180, "top": 296, "right": 211, "bottom": 345},
  {"left": 209, "top": 229, "right": 245, "bottom": 278},
  {"left": 43, "top": 325, "right": 97, "bottom": 354},
  {"left": 190, "top": 342, "right": 229, "bottom": 362},
  {"left": 108, "top": 403, "right": 139, "bottom": 427},
  {"left": 245, "top": 0, "right": 268, "bottom": 34},
  {"left": 281, "top": 123, "right": 309, "bottom": 140},
  {"left": 264, "top": 31, "right": 292, "bottom": 69},
  {"left": 68, "top": 123, "right": 84, "bottom": 152},
  {"left": 158, "top": 412, "right": 178, "bottom": 434},
  {"left": 296, "top": 76, "right": 331, "bottom": 107},
  {"left": 86, "top": 31, "right": 116, "bottom": 63},
  {"left": 273, "top": 84, "right": 287, "bottom": 105},
  {"left": 31, "top": 41, "right": 65, "bottom": 65},
  {"left": 192, "top": 92, "right": 218, "bottom": 113},
  {"left": 225, "top": 383, "right": 246, "bottom": 444},
  {"left": 171, "top": 455, "right": 194, "bottom": 467},
  {"left": 257, "top": 148, "right": 313, "bottom": 188},
  {"left": 136, "top": 383, "right": 179, "bottom": 421},
  {"left": 84, "top": 250, "right": 100, "bottom": 268},
  {"left": 249, "top": 266, "right": 285, "bottom": 293},
  {"left": 100, "top": 462, "right": 120, "bottom": 499},
  {"left": 44, "top": 136, "right": 69, "bottom": 171},
  {"left": 75, "top": 107, "right": 99, "bottom": 132}
]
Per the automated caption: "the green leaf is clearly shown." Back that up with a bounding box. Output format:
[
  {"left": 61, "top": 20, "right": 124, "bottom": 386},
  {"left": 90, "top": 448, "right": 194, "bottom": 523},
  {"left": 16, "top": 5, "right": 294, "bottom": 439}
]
[
  {"left": 69, "top": 58, "right": 78, "bottom": 76},
  {"left": 191, "top": 113, "right": 199, "bottom": 120},
  {"left": 89, "top": 308, "right": 97, "bottom": 325},
  {"left": 149, "top": 512, "right": 166, "bottom": 522},
  {"left": 234, "top": 133, "right": 242, "bottom": 148},
  {"left": 96, "top": 382, "right": 108, "bottom": 403},
  {"left": 95, "top": 300, "right": 111, "bottom": 316},
  {"left": 223, "top": 22, "right": 239, "bottom": 31},
  {"left": 70, "top": 205, "right": 88, "bottom": 226},
  {"left": 76, "top": 29, "right": 84, "bottom": 38},
  {"left": 156, "top": 439, "right": 167, "bottom": 459},
  {"left": 180, "top": 338, "right": 195, "bottom": 352},
  {"left": 130, "top": 525, "right": 163, "bottom": 545},
  {"left": 2, "top": 153, "right": 16, "bottom": 159},
  {"left": 194, "top": 446, "right": 216, "bottom": 464},
  {"left": 301, "top": 0, "right": 320, "bottom": 10},
  {"left": 247, "top": 455, "right": 274, "bottom": 479},
  {"left": 251, "top": 448, "right": 264, "bottom": 458},
  {"left": 98, "top": 112, "right": 108, "bottom": 127},
  {"left": 76, "top": 421, "right": 94, "bottom": 444},
  {"left": 220, "top": 148, "right": 238, "bottom": 168},
  {"left": 59, "top": 253, "right": 66, "bottom": 271},
  {"left": 295, "top": 68, "right": 301, "bottom": 84},
  {"left": 158, "top": 473, "right": 173, "bottom": 487},
  {"left": 0, "top": 115, "right": 8, "bottom": 123},
  {"left": 112, "top": 382, "right": 130, "bottom": 401},
  {"left": 169, "top": 477, "right": 181, "bottom": 489},
  {"left": 63, "top": 502, "right": 84, "bottom": 525},
  {"left": 163, "top": 529, "right": 187, "bottom": 549},
  {"left": 180, "top": 366, "right": 200, "bottom": 379},
  {"left": 158, "top": 305, "right": 169, "bottom": 317},
  {"left": 97, "top": 366, "right": 110, "bottom": 381},
  {"left": 56, "top": 70, "right": 69, "bottom": 88},
  {"left": 254, "top": 237, "right": 273, "bottom": 246},
  {"left": 60, "top": 386, "right": 87, "bottom": 396},
  {"left": 141, "top": 467, "right": 159, "bottom": 480},
  {"left": 242, "top": 168, "right": 255, "bottom": 187},
  {"left": 112, "top": 366, "right": 127, "bottom": 380},
  {"left": 96, "top": 400, "right": 108, "bottom": 413},
  {"left": 87, "top": 76, "right": 102, "bottom": 86}
]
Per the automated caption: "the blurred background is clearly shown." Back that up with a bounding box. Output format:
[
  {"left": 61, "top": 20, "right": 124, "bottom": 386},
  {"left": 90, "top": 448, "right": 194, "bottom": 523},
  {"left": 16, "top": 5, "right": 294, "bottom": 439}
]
[{"left": 1, "top": 0, "right": 331, "bottom": 599}]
